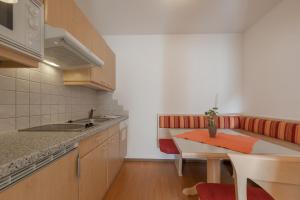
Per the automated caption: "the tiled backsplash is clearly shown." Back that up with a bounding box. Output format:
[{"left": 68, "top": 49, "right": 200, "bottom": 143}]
[{"left": 0, "top": 63, "right": 126, "bottom": 133}]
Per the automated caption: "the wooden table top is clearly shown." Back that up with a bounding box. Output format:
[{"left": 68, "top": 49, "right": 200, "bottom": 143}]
[{"left": 169, "top": 129, "right": 300, "bottom": 159}]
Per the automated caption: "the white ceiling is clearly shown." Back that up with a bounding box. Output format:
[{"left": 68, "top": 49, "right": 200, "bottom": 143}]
[{"left": 76, "top": 0, "right": 281, "bottom": 35}]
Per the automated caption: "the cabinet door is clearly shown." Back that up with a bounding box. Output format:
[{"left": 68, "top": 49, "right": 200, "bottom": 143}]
[
  {"left": 0, "top": 150, "right": 79, "bottom": 200},
  {"left": 68, "top": 5, "right": 92, "bottom": 50},
  {"left": 91, "top": 34, "right": 116, "bottom": 90},
  {"left": 120, "top": 126, "right": 128, "bottom": 159},
  {"left": 45, "top": 0, "right": 72, "bottom": 29},
  {"left": 91, "top": 46, "right": 112, "bottom": 89},
  {"left": 79, "top": 143, "right": 108, "bottom": 200},
  {"left": 107, "top": 131, "right": 122, "bottom": 186}
]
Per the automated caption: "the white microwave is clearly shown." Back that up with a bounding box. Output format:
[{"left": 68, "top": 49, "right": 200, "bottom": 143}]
[{"left": 0, "top": 0, "right": 44, "bottom": 60}]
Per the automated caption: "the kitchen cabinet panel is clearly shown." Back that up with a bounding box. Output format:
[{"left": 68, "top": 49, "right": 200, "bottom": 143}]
[
  {"left": 107, "top": 126, "right": 122, "bottom": 186},
  {"left": 0, "top": 150, "right": 79, "bottom": 200},
  {"left": 79, "top": 143, "right": 108, "bottom": 200},
  {"left": 120, "top": 125, "right": 128, "bottom": 159},
  {"left": 0, "top": 122, "right": 127, "bottom": 200},
  {"left": 79, "top": 129, "right": 109, "bottom": 158},
  {"left": 0, "top": 45, "right": 39, "bottom": 68}
]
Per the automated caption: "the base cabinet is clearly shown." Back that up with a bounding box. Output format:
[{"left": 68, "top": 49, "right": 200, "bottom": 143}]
[
  {"left": 79, "top": 143, "right": 108, "bottom": 200},
  {"left": 120, "top": 124, "right": 128, "bottom": 159},
  {"left": 79, "top": 123, "right": 127, "bottom": 199},
  {"left": 0, "top": 122, "right": 128, "bottom": 200},
  {"left": 107, "top": 131, "right": 121, "bottom": 185},
  {"left": 0, "top": 150, "right": 79, "bottom": 200}
]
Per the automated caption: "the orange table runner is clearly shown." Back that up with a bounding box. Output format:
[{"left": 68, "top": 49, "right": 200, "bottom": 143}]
[{"left": 175, "top": 130, "right": 259, "bottom": 154}]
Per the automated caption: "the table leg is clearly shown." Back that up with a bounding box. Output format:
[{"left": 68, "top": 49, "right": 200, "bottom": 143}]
[
  {"left": 207, "top": 159, "right": 221, "bottom": 183},
  {"left": 174, "top": 154, "right": 183, "bottom": 176},
  {"left": 182, "top": 159, "right": 221, "bottom": 196}
]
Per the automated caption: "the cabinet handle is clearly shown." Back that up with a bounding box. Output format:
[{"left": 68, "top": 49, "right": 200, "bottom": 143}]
[{"left": 77, "top": 155, "right": 80, "bottom": 178}]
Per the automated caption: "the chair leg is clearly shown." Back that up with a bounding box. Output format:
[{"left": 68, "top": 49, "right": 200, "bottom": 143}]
[{"left": 175, "top": 154, "right": 183, "bottom": 176}]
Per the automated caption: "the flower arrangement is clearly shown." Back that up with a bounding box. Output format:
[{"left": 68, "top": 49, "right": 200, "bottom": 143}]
[{"left": 205, "top": 107, "right": 218, "bottom": 138}]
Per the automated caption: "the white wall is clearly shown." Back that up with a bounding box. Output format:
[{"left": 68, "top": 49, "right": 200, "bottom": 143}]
[
  {"left": 243, "top": 0, "right": 300, "bottom": 120},
  {"left": 105, "top": 34, "right": 243, "bottom": 159}
]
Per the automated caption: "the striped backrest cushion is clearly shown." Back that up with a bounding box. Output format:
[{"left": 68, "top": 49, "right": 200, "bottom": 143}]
[
  {"left": 159, "top": 115, "right": 240, "bottom": 129},
  {"left": 159, "top": 115, "right": 300, "bottom": 145},
  {"left": 240, "top": 116, "right": 300, "bottom": 145},
  {"left": 159, "top": 115, "right": 208, "bottom": 129}
]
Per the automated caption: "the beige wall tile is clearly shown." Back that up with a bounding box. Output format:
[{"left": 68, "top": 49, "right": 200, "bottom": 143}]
[
  {"left": 50, "top": 95, "right": 59, "bottom": 105},
  {"left": 29, "top": 70, "right": 41, "bottom": 82},
  {"left": 51, "top": 114, "right": 59, "bottom": 123},
  {"left": 16, "top": 69, "right": 30, "bottom": 80},
  {"left": 41, "top": 94, "right": 51, "bottom": 105},
  {"left": 50, "top": 105, "right": 59, "bottom": 114},
  {"left": 30, "top": 116, "right": 41, "bottom": 127},
  {"left": 0, "top": 105, "right": 15, "bottom": 118},
  {"left": 16, "top": 92, "right": 29, "bottom": 105},
  {"left": 41, "top": 83, "right": 51, "bottom": 94},
  {"left": 30, "top": 105, "right": 41, "bottom": 116},
  {"left": 58, "top": 105, "right": 65, "bottom": 114},
  {"left": 16, "top": 79, "right": 29, "bottom": 92},
  {"left": 58, "top": 113, "right": 66, "bottom": 122},
  {"left": 0, "top": 90, "right": 15, "bottom": 104},
  {"left": 41, "top": 105, "right": 50, "bottom": 115},
  {"left": 16, "top": 117, "right": 30, "bottom": 130},
  {"left": 0, "top": 68, "right": 16, "bottom": 77},
  {"left": 30, "top": 81, "right": 41, "bottom": 93},
  {"left": 0, "top": 75, "right": 15, "bottom": 91},
  {"left": 0, "top": 65, "right": 123, "bottom": 131},
  {"left": 16, "top": 105, "right": 29, "bottom": 117},
  {"left": 41, "top": 115, "right": 51, "bottom": 125},
  {"left": 30, "top": 93, "right": 41, "bottom": 105}
]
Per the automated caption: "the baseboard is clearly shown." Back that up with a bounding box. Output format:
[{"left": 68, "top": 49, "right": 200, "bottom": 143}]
[
  {"left": 124, "top": 158, "right": 206, "bottom": 163},
  {"left": 125, "top": 158, "right": 174, "bottom": 162}
]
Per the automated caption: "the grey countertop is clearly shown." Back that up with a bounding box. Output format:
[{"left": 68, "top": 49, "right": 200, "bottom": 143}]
[{"left": 0, "top": 116, "right": 128, "bottom": 179}]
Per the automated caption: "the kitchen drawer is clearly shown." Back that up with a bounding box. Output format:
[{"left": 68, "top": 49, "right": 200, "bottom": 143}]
[{"left": 79, "top": 130, "right": 109, "bottom": 158}]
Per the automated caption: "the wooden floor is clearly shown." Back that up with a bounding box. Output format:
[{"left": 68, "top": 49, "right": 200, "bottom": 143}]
[{"left": 104, "top": 160, "right": 233, "bottom": 200}]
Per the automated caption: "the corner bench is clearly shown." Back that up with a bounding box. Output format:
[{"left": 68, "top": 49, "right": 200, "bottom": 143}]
[{"left": 157, "top": 114, "right": 300, "bottom": 176}]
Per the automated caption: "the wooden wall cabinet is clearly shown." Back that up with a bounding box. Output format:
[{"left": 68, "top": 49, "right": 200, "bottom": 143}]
[
  {"left": 0, "top": 45, "right": 40, "bottom": 68},
  {"left": 0, "top": 150, "right": 79, "bottom": 200},
  {"left": 44, "top": 0, "right": 116, "bottom": 91}
]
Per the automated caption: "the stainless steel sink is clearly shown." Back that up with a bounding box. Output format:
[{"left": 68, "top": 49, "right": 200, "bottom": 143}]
[
  {"left": 73, "top": 118, "right": 110, "bottom": 124},
  {"left": 19, "top": 124, "right": 87, "bottom": 132},
  {"left": 94, "top": 115, "right": 121, "bottom": 119}
]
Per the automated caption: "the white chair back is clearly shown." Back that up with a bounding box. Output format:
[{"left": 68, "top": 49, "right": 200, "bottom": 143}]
[{"left": 229, "top": 154, "right": 300, "bottom": 200}]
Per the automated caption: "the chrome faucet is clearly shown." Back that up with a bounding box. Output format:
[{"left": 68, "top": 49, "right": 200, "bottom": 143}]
[{"left": 88, "top": 108, "right": 96, "bottom": 119}]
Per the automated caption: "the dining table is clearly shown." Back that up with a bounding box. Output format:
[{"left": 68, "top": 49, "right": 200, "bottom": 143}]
[{"left": 169, "top": 128, "right": 300, "bottom": 184}]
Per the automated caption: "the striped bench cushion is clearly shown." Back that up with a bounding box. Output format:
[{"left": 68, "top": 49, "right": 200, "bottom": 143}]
[
  {"left": 240, "top": 117, "right": 300, "bottom": 144},
  {"left": 159, "top": 115, "right": 240, "bottom": 129},
  {"left": 159, "top": 115, "right": 300, "bottom": 145}
]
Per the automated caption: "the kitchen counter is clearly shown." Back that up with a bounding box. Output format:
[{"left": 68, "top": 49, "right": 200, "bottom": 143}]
[{"left": 0, "top": 116, "right": 128, "bottom": 180}]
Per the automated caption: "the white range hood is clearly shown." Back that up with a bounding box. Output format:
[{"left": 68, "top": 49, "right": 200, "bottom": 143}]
[{"left": 44, "top": 24, "right": 104, "bottom": 69}]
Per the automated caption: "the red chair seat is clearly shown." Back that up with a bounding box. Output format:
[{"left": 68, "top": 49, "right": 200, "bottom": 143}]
[
  {"left": 196, "top": 183, "right": 274, "bottom": 200},
  {"left": 159, "top": 139, "right": 179, "bottom": 154}
]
